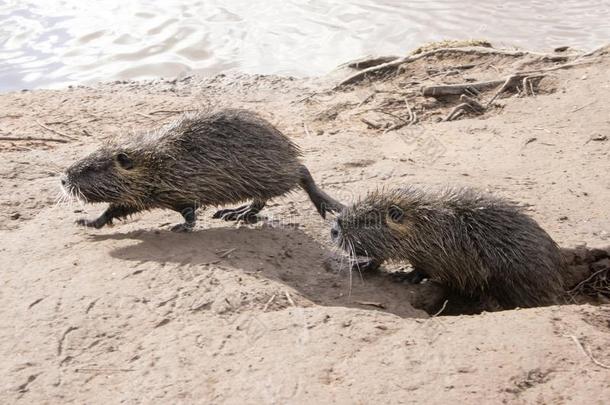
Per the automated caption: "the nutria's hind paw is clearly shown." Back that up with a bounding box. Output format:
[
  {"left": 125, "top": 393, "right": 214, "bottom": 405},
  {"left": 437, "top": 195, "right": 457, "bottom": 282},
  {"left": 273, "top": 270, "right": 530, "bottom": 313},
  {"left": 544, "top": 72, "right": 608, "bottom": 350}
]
[
  {"left": 213, "top": 202, "right": 264, "bottom": 224},
  {"left": 212, "top": 205, "right": 249, "bottom": 220},
  {"left": 75, "top": 218, "right": 106, "bottom": 229},
  {"left": 219, "top": 210, "right": 260, "bottom": 224},
  {"left": 170, "top": 223, "right": 194, "bottom": 233}
]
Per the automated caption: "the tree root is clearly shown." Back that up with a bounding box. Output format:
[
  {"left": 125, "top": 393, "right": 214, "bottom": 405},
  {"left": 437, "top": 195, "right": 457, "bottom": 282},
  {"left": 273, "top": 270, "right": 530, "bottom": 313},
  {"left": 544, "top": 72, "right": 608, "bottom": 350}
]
[
  {"left": 344, "top": 55, "right": 400, "bottom": 70},
  {"left": 384, "top": 98, "right": 417, "bottom": 132},
  {"left": 433, "top": 71, "right": 549, "bottom": 122},
  {"left": 444, "top": 94, "right": 492, "bottom": 122},
  {"left": 422, "top": 80, "right": 505, "bottom": 97},
  {"left": 423, "top": 71, "right": 549, "bottom": 101},
  {"left": 484, "top": 73, "right": 546, "bottom": 107},
  {"left": 335, "top": 46, "right": 583, "bottom": 89},
  {"left": 338, "top": 46, "right": 602, "bottom": 124}
]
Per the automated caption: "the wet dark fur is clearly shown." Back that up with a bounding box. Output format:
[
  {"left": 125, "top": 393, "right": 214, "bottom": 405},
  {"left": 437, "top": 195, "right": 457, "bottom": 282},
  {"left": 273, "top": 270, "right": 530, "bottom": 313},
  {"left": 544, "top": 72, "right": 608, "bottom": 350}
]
[
  {"left": 62, "top": 109, "right": 342, "bottom": 231},
  {"left": 332, "top": 187, "right": 566, "bottom": 310}
]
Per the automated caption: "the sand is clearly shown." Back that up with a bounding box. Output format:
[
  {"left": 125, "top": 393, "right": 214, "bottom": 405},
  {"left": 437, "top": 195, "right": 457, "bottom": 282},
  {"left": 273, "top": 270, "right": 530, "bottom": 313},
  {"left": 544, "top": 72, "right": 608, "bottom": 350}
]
[{"left": 1, "top": 44, "right": 609, "bottom": 403}]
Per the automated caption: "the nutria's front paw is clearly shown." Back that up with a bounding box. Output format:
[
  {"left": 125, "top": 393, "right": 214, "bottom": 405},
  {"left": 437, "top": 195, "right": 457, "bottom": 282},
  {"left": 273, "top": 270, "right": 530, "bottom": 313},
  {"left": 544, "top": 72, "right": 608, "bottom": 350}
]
[
  {"left": 391, "top": 268, "right": 428, "bottom": 284},
  {"left": 75, "top": 218, "right": 105, "bottom": 229},
  {"left": 351, "top": 258, "right": 381, "bottom": 272}
]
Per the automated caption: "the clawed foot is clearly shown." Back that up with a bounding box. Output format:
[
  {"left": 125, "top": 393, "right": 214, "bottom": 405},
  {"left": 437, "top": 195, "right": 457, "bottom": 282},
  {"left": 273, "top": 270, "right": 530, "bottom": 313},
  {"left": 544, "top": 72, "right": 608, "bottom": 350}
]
[
  {"left": 170, "top": 223, "right": 194, "bottom": 233},
  {"left": 75, "top": 217, "right": 107, "bottom": 229},
  {"left": 351, "top": 258, "right": 381, "bottom": 272},
  {"left": 391, "top": 268, "right": 428, "bottom": 284},
  {"left": 212, "top": 206, "right": 260, "bottom": 224}
]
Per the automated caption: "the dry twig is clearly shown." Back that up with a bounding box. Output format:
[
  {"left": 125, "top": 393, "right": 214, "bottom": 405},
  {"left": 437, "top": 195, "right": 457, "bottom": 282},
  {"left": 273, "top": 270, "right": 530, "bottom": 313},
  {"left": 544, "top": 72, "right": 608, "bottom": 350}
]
[
  {"left": 569, "top": 335, "right": 610, "bottom": 369},
  {"left": 36, "top": 120, "right": 77, "bottom": 141},
  {"left": 0, "top": 136, "right": 69, "bottom": 143},
  {"left": 285, "top": 291, "right": 296, "bottom": 307},
  {"left": 262, "top": 294, "right": 276, "bottom": 312},
  {"left": 217, "top": 248, "right": 237, "bottom": 258},
  {"left": 361, "top": 118, "right": 382, "bottom": 130}
]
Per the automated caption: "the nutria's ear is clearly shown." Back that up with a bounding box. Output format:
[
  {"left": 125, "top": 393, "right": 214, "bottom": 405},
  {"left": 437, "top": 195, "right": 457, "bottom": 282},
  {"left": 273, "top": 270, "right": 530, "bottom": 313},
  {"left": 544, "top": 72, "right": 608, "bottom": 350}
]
[
  {"left": 116, "top": 152, "right": 134, "bottom": 170},
  {"left": 387, "top": 205, "right": 404, "bottom": 223}
]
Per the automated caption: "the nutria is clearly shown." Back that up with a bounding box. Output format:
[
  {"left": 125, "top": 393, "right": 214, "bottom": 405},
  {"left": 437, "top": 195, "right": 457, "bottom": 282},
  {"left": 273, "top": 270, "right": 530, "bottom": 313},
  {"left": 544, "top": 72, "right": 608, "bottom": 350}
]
[
  {"left": 331, "top": 186, "right": 566, "bottom": 310},
  {"left": 61, "top": 109, "right": 343, "bottom": 231}
]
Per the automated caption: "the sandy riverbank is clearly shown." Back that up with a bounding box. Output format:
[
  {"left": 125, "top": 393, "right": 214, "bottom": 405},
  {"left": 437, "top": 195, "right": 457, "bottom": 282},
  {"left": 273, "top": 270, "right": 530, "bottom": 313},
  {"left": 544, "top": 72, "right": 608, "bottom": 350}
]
[{"left": 1, "top": 43, "right": 609, "bottom": 403}]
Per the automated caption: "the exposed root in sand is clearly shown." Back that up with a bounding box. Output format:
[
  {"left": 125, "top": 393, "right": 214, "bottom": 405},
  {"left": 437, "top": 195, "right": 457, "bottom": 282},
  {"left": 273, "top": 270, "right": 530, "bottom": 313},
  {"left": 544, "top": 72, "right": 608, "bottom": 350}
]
[
  {"left": 421, "top": 79, "right": 506, "bottom": 97},
  {"left": 335, "top": 46, "right": 580, "bottom": 89},
  {"left": 383, "top": 98, "right": 417, "bottom": 131},
  {"left": 332, "top": 44, "right": 604, "bottom": 125},
  {"left": 436, "top": 72, "right": 547, "bottom": 121}
]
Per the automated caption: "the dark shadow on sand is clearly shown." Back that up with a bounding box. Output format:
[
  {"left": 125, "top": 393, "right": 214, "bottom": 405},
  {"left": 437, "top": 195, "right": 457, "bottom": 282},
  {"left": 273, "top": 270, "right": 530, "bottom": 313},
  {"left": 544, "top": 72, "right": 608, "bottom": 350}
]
[{"left": 88, "top": 226, "right": 430, "bottom": 318}]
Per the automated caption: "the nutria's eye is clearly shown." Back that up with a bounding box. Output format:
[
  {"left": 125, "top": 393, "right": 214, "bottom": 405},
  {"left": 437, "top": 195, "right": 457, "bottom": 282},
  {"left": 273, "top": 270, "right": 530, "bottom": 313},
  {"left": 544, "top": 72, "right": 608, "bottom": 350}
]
[
  {"left": 388, "top": 205, "right": 404, "bottom": 222},
  {"left": 116, "top": 153, "right": 134, "bottom": 170}
]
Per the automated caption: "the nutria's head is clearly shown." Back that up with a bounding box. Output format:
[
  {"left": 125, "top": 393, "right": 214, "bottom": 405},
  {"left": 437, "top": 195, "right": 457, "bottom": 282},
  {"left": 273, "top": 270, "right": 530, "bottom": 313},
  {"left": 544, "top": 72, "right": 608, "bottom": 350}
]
[
  {"left": 332, "top": 189, "right": 415, "bottom": 261},
  {"left": 61, "top": 143, "right": 155, "bottom": 205}
]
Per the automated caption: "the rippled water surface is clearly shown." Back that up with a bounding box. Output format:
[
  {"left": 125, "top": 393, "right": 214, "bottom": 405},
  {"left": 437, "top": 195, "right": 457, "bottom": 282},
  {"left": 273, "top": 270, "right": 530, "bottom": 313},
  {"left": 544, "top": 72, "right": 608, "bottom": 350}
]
[{"left": 1, "top": 0, "right": 609, "bottom": 91}]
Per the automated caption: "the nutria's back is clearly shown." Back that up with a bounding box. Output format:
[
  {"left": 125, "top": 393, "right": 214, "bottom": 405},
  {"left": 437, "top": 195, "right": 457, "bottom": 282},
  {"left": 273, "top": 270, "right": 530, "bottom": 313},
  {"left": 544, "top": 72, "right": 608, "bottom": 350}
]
[
  {"left": 333, "top": 186, "right": 565, "bottom": 309},
  {"left": 64, "top": 109, "right": 303, "bottom": 208}
]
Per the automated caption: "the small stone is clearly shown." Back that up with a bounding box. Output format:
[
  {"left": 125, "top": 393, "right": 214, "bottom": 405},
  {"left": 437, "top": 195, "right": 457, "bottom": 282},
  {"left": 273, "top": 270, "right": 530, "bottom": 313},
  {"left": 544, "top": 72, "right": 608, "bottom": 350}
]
[
  {"left": 10, "top": 212, "right": 20, "bottom": 220},
  {"left": 559, "top": 216, "right": 568, "bottom": 221}
]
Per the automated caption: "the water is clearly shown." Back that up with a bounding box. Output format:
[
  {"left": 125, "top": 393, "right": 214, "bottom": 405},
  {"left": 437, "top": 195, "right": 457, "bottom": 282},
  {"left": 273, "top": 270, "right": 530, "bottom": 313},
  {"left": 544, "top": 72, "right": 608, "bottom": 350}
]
[{"left": 1, "top": 0, "right": 609, "bottom": 92}]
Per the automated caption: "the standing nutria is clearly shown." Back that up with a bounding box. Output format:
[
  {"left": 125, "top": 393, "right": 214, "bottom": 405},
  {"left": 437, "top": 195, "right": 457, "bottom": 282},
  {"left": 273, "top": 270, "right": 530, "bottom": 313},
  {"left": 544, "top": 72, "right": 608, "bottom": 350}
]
[
  {"left": 331, "top": 186, "right": 566, "bottom": 310},
  {"left": 61, "top": 109, "right": 343, "bottom": 231}
]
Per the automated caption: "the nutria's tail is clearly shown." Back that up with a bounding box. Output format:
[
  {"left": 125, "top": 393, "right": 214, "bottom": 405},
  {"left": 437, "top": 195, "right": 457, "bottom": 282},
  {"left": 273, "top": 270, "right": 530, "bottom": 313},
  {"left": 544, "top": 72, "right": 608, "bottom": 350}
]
[{"left": 298, "top": 165, "right": 345, "bottom": 218}]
